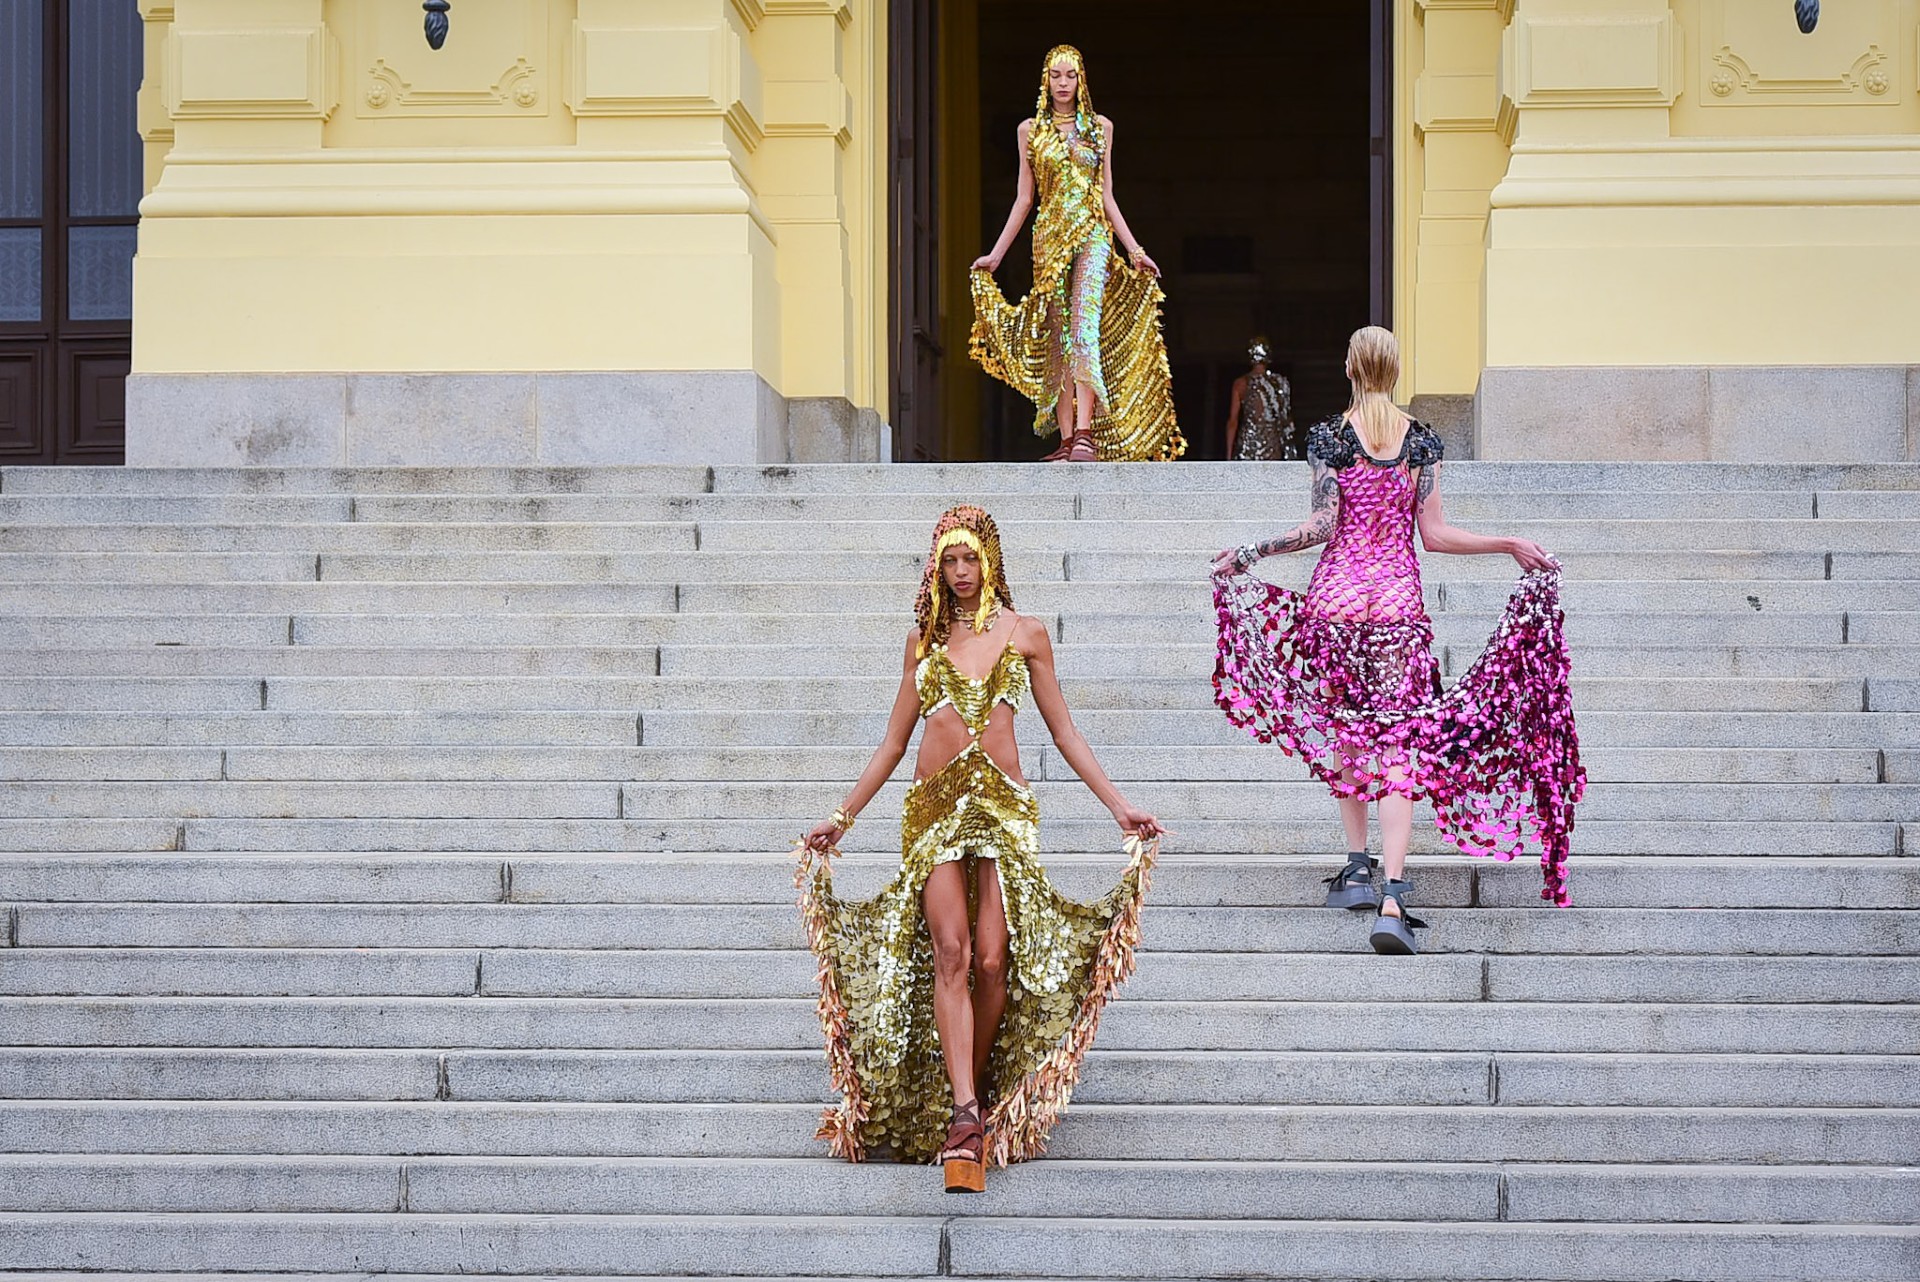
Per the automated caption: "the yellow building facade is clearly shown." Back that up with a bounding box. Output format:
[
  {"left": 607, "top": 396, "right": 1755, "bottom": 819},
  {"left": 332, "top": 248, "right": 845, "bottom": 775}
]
[{"left": 123, "top": 0, "right": 1920, "bottom": 465}]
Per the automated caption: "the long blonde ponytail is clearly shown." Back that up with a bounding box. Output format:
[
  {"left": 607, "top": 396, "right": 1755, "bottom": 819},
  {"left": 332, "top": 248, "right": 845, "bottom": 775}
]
[{"left": 1345, "top": 325, "right": 1404, "bottom": 455}]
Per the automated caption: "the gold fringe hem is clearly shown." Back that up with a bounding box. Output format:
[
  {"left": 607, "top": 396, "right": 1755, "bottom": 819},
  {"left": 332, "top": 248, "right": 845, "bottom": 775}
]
[
  {"left": 794, "top": 832, "right": 1159, "bottom": 1168},
  {"left": 982, "top": 833, "right": 1157, "bottom": 1166},
  {"left": 793, "top": 839, "right": 870, "bottom": 1162}
]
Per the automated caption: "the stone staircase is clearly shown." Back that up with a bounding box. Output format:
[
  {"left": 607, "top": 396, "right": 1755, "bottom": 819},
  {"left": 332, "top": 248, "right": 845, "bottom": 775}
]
[{"left": 0, "top": 460, "right": 1915, "bottom": 1281}]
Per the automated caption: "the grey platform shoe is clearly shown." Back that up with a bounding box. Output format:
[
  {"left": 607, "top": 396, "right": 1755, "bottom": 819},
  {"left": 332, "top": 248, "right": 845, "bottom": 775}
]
[
  {"left": 1368, "top": 878, "right": 1429, "bottom": 955},
  {"left": 1323, "top": 852, "right": 1382, "bottom": 911}
]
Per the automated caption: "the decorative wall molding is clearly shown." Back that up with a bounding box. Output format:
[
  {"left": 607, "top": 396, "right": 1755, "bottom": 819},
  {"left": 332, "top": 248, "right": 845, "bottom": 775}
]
[
  {"left": 352, "top": 0, "right": 549, "bottom": 119},
  {"left": 364, "top": 57, "right": 540, "bottom": 112},
  {"left": 1415, "top": 71, "right": 1499, "bottom": 134},
  {"left": 763, "top": 0, "right": 852, "bottom": 27},
  {"left": 763, "top": 80, "right": 852, "bottom": 144},
  {"left": 567, "top": 22, "right": 765, "bottom": 147},
  {"left": 1505, "top": 11, "right": 1681, "bottom": 107},
  {"left": 1708, "top": 45, "right": 1889, "bottom": 99},
  {"left": 166, "top": 26, "right": 340, "bottom": 120},
  {"left": 1702, "top": 0, "right": 1901, "bottom": 105}
]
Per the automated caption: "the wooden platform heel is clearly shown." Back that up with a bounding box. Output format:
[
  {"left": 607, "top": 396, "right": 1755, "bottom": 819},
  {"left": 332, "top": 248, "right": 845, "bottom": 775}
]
[{"left": 940, "top": 1098, "right": 986, "bottom": 1194}]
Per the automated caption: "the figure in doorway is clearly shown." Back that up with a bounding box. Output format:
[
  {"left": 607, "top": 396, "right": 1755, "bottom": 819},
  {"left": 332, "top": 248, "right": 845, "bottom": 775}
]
[
  {"left": 1224, "top": 336, "right": 1299, "bottom": 461},
  {"left": 969, "top": 45, "right": 1184, "bottom": 463},
  {"left": 1211, "top": 327, "right": 1584, "bottom": 952},
  {"left": 796, "top": 506, "right": 1164, "bottom": 1193}
]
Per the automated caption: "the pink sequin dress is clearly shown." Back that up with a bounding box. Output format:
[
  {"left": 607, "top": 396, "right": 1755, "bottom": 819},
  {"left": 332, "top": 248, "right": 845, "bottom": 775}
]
[{"left": 1212, "top": 417, "right": 1585, "bottom": 905}]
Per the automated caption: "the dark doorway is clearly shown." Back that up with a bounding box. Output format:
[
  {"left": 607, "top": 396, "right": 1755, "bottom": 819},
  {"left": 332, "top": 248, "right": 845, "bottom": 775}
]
[
  {"left": 911, "top": 0, "right": 1384, "bottom": 462},
  {"left": 888, "top": 0, "right": 944, "bottom": 462},
  {"left": 0, "top": 0, "right": 142, "bottom": 467}
]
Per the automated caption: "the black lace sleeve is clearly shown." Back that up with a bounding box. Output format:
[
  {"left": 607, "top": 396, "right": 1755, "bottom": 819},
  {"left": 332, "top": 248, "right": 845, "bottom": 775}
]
[
  {"left": 1406, "top": 422, "right": 1444, "bottom": 470},
  {"left": 1306, "top": 416, "right": 1358, "bottom": 470}
]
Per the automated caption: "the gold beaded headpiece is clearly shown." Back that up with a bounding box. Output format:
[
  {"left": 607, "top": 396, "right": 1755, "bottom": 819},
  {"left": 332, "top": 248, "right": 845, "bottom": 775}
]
[
  {"left": 914, "top": 506, "right": 1014, "bottom": 658},
  {"left": 1034, "top": 45, "right": 1103, "bottom": 155}
]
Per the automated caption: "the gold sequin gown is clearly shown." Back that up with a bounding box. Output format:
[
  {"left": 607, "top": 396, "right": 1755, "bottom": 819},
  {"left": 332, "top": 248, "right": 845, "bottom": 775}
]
[
  {"left": 795, "top": 640, "right": 1157, "bottom": 1167},
  {"left": 969, "top": 121, "right": 1184, "bottom": 462}
]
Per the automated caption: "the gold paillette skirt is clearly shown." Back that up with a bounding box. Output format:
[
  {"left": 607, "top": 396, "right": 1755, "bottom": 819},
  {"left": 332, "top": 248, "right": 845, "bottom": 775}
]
[{"left": 794, "top": 742, "right": 1156, "bottom": 1166}]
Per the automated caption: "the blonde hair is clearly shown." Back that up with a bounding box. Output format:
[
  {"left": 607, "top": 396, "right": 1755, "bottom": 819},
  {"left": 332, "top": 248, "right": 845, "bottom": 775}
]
[{"left": 1345, "top": 325, "right": 1404, "bottom": 456}]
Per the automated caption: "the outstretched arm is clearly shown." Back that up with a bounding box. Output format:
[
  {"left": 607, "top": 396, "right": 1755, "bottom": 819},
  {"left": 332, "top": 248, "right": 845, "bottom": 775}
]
[
  {"left": 973, "top": 122, "right": 1036, "bottom": 272},
  {"left": 804, "top": 630, "right": 923, "bottom": 850},
  {"left": 1020, "top": 617, "right": 1166, "bottom": 839},
  {"left": 1211, "top": 457, "right": 1340, "bottom": 573},
  {"left": 1414, "top": 463, "right": 1555, "bottom": 569},
  {"left": 1100, "top": 119, "right": 1159, "bottom": 277}
]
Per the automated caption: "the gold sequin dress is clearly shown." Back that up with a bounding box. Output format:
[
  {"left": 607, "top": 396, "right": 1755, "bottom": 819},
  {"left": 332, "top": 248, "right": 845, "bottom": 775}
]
[
  {"left": 795, "top": 640, "right": 1157, "bottom": 1167},
  {"left": 969, "top": 120, "right": 1184, "bottom": 463}
]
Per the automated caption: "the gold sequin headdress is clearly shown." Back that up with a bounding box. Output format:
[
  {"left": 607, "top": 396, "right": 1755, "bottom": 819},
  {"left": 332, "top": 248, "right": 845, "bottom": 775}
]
[
  {"left": 914, "top": 506, "right": 1014, "bottom": 658},
  {"left": 1034, "top": 44, "right": 1103, "bottom": 156}
]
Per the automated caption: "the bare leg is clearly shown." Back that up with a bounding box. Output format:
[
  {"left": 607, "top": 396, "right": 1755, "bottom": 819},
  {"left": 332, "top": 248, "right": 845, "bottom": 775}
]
[
  {"left": 1337, "top": 765, "right": 1370, "bottom": 850},
  {"left": 1337, "top": 790, "right": 1369, "bottom": 853},
  {"left": 969, "top": 860, "right": 1011, "bottom": 1097},
  {"left": 1377, "top": 792, "right": 1414, "bottom": 918},
  {"left": 1068, "top": 381, "right": 1099, "bottom": 460},
  {"left": 922, "top": 861, "right": 978, "bottom": 1108},
  {"left": 1042, "top": 372, "right": 1076, "bottom": 461}
]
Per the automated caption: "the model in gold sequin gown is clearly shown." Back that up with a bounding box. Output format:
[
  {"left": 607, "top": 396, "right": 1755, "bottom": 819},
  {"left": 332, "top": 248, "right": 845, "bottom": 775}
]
[
  {"left": 969, "top": 46, "right": 1183, "bottom": 463},
  {"left": 796, "top": 507, "right": 1164, "bottom": 1177}
]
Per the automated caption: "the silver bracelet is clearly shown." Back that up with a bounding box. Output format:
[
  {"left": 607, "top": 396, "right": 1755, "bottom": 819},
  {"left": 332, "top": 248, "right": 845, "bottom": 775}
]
[{"left": 1233, "top": 543, "right": 1261, "bottom": 571}]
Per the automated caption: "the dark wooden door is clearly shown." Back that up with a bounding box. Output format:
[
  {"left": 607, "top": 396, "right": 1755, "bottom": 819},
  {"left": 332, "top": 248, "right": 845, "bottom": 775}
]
[
  {"left": 888, "top": 0, "right": 942, "bottom": 461},
  {"left": 1, "top": 0, "right": 142, "bottom": 466},
  {"left": 1368, "top": 0, "right": 1393, "bottom": 327}
]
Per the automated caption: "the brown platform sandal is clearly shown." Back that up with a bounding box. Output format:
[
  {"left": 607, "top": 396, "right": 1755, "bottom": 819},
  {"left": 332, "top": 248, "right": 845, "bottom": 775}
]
[
  {"left": 1042, "top": 436, "right": 1074, "bottom": 462},
  {"left": 1067, "top": 430, "right": 1098, "bottom": 462},
  {"left": 939, "top": 1098, "right": 986, "bottom": 1194}
]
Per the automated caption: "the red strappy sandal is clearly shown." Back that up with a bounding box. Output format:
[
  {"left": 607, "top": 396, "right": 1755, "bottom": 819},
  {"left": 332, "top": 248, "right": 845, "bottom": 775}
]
[{"left": 939, "top": 1098, "right": 986, "bottom": 1193}]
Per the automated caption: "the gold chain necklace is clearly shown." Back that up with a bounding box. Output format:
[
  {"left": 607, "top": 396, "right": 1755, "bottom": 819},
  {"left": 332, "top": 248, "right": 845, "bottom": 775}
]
[{"left": 965, "top": 603, "right": 1003, "bottom": 635}]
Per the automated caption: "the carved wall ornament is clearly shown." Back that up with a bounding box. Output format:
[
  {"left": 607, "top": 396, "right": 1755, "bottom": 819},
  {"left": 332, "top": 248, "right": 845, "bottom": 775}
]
[
  {"left": 363, "top": 57, "right": 539, "bottom": 113},
  {"left": 348, "top": 0, "right": 551, "bottom": 121},
  {"left": 1708, "top": 44, "right": 1889, "bottom": 99},
  {"left": 1702, "top": 0, "right": 1901, "bottom": 106}
]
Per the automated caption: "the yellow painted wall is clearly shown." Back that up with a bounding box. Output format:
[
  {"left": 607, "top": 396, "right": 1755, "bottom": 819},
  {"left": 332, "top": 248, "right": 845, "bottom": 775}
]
[
  {"left": 135, "top": 0, "right": 889, "bottom": 416},
  {"left": 136, "top": 1, "right": 1920, "bottom": 431},
  {"left": 1400, "top": 0, "right": 1920, "bottom": 392}
]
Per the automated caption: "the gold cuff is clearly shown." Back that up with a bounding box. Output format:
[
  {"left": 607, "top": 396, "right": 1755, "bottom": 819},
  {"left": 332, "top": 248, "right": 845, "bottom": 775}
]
[{"left": 830, "top": 806, "right": 857, "bottom": 831}]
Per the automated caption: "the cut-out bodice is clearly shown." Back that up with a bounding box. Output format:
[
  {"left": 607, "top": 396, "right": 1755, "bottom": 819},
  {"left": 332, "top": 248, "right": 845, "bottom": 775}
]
[{"left": 916, "top": 642, "right": 1031, "bottom": 736}]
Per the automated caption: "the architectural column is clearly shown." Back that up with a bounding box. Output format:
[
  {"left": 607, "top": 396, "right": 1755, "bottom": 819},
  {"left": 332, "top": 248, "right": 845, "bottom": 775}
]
[
  {"left": 1478, "top": 0, "right": 1920, "bottom": 460},
  {"left": 1401, "top": 0, "right": 1516, "bottom": 451},
  {"left": 127, "top": 0, "right": 892, "bottom": 467},
  {"left": 755, "top": 0, "right": 885, "bottom": 460}
]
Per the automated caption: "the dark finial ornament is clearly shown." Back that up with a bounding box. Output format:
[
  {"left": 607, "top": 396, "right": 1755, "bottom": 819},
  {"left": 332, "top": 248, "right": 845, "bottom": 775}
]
[
  {"left": 1795, "top": 0, "right": 1819, "bottom": 34},
  {"left": 424, "top": 0, "right": 451, "bottom": 50}
]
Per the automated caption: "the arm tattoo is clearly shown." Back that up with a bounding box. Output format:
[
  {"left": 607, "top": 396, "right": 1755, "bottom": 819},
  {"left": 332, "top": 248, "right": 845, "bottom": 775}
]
[
  {"left": 1256, "top": 461, "right": 1340, "bottom": 557},
  {"left": 1416, "top": 462, "right": 1436, "bottom": 506}
]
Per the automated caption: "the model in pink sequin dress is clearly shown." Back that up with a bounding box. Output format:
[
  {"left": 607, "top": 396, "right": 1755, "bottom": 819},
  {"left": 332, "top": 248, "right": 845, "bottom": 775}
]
[{"left": 1212, "top": 327, "right": 1583, "bottom": 951}]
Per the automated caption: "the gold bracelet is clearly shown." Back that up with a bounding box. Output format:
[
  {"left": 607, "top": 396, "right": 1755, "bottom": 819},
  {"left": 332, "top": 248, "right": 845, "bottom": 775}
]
[
  {"left": 830, "top": 806, "right": 856, "bottom": 831},
  {"left": 1128, "top": 245, "right": 1148, "bottom": 264}
]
